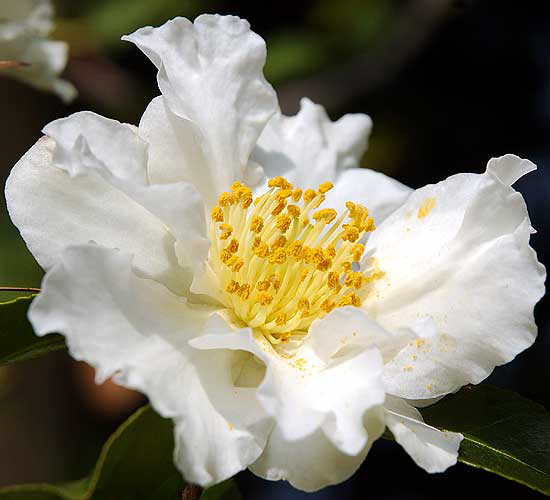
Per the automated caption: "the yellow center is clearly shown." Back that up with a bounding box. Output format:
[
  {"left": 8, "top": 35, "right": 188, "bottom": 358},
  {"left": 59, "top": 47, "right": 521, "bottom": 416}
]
[{"left": 209, "top": 176, "right": 383, "bottom": 345}]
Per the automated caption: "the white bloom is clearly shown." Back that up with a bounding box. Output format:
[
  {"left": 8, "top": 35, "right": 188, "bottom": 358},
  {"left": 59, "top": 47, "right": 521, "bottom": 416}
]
[
  {"left": 5, "top": 14, "right": 545, "bottom": 492},
  {"left": 0, "top": 0, "right": 76, "bottom": 101}
]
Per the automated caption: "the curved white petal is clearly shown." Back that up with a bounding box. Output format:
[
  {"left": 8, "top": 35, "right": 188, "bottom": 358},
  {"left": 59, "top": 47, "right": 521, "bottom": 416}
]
[
  {"left": 29, "top": 245, "right": 271, "bottom": 486},
  {"left": 325, "top": 167, "right": 412, "bottom": 223},
  {"left": 364, "top": 155, "right": 546, "bottom": 399},
  {"left": 384, "top": 396, "right": 462, "bottom": 473},
  {"left": 6, "top": 111, "right": 210, "bottom": 293},
  {"left": 249, "top": 410, "right": 384, "bottom": 492},
  {"left": 252, "top": 97, "right": 372, "bottom": 192},
  {"left": 126, "top": 15, "right": 277, "bottom": 205},
  {"left": 191, "top": 312, "right": 385, "bottom": 457}
]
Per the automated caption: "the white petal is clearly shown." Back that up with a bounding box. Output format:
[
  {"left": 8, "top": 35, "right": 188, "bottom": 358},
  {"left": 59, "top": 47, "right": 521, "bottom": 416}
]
[
  {"left": 191, "top": 318, "right": 385, "bottom": 456},
  {"left": 29, "top": 245, "right": 271, "bottom": 486},
  {"left": 6, "top": 112, "right": 210, "bottom": 292},
  {"left": 364, "top": 155, "right": 546, "bottom": 399},
  {"left": 252, "top": 97, "right": 372, "bottom": 190},
  {"left": 384, "top": 396, "right": 462, "bottom": 473},
  {"left": 44, "top": 111, "right": 209, "bottom": 270},
  {"left": 486, "top": 154, "right": 536, "bottom": 185},
  {"left": 325, "top": 167, "right": 412, "bottom": 223},
  {"left": 6, "top": 137, "right": 181, "bottom": 293},
  {"left": 125, "top": 15, "right": 277, "bottom": 205},
  {"left": 306, "top": 306, "right": 412, "bottom": 364},
  {"left": 249, "top": 410, "right": 384, "bottom": 492}
]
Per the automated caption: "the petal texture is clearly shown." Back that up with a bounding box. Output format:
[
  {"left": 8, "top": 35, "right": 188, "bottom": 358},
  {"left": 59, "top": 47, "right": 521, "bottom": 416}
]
[
  {"left": 251, "top": 97, "right": 409, "bottom": 221},
  {"left": 127, "top": 15, "right": 277, "bottom": 205},
  {"left": 252, "top": 97, "right": 372, "bottom": 188},
  {"left": 325, "top": 167, "right": 412, "bottom": 223},
  {"left": 384, "top": 396, "right": 462, "bottom": 473},
  {"left": 364, "top": 155, "right": 546, "bottom": 399},
  {"left": 191, "top": 309, "right": 387, "bottom": 490},
  {"left": 250, "top": 411, "right": 384, "bottom": 492},
  {"left": 6, "top": 111, "right": 210, "bottom": 293},
  {"left": 30, "top": 245, "right": 271, "bottom": 486}
]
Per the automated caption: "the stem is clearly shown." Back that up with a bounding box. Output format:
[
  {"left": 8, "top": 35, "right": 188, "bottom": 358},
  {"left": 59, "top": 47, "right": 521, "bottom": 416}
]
[
  {"left": 0, "top": 60, "right": 30, "bottom": 69},
  {"left": 0, "top": 287, "right": 41, "bottom": 293},
  {"left": 181, "top": 484, "right": 203, "bottom": 500}
]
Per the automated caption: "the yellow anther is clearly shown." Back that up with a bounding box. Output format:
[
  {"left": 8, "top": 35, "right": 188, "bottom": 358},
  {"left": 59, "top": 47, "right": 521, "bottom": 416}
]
[
  {"left": 226, "top": 280, "right": 239, "bottom": 294},
  {"left": 303, "top": 189, "right": 316, "bottom": 202},
  {"left": 316, "top": 258, "right": 332, "bottom": 272},
  {"left": 344, "top": 272, "right": 363, "bottom": 289},
  {"left": 298, "top": 298, "right": 310, "bottom": 313},
  {"left": 300, "top": 269, "right": 310, "bottom": 282},
  {"left": 292, "top": 189, "right": 302, "bottom": 202},
  {"left": 268, "top": 248, "right": 288, "bottom": 264},
  {"left": 328, "top": 272, "right": 340, "bottom": 288},
  {"left": 341, "top": 261, "right": 352, "bottom": 272},
  {"left": 364, "top": 217, "right": 376, "bottom": 232},
  {"left": 219, "top": 224, "right": 233, "bottom": 240},
  {"left": 253, "top": 241, "right": 269, "bottom": 258},
  {"left": 218, "top": 191, "right": 238, "bottom": 207},
  {"left": 342, "top": 224, "right": 360, "bottom": 242},
  {"left": 268, "top": 176, "right": 293, "bottom": 190},
  {"left": 220, "top": 248, "right": 232, "bottom": 264},
  {"left": 345, "top": 201, "right": 356, "bottom": 213},
  {"left": 271, "top": 201, "right": 286, "bottom": 216},
  {"left": 313, "top": 208, "right": 337, "bottom": 224},
  {"left": 231, "top": 181, "right": 244, "bottom": 190},
  {"left": 288, "top": 240, "right": 303, "bottom": 259},
  {"left": 272, "top": 235, "right": 287, "bottom": 250},
  {"left": 325, "top": 245, "right": 336, "bottom": 258},
  {"left": 238, "top": 284, "right": 251, "bottom": 300},
  {"left": 226, "top": 255, "right": 244, "bottom": 272},
  {"left": 211, "top": 206, "right": 224, "bottom": 222},
  {"left": 320, "top": 299, "right": 335, "bottom": 313},
  {"left": 256, "top": 280, "right": 271, "bottom": 291},
  {"left": 318, "top": 182, "right": 334, "bottom": 194},
  {"left": 337, "top": 293, "right": 361, "bottom": 307},
  {"left": 351, "top": 243, "right": 365, "bottom": 262},
  {"left": 257, "top": 292, "right": 273, "bottom": 305},
  {"left": 276, "top": 189, "right": 293, "bottom": 200},
  {"left": 276, "top": 214, "right": 291, "bottom": 233},
  {"left": 269, "top": 274, "right": 281, "bottom": 290},
  {"left": 276, "top": 314, "right": 288, "bottom": 326},
  {"left": 250, "top": 216, "right": 264, "bottom": 233},
  {"left": 287, "top": 205, "right": 301, "bottom": 218},
  {"left": 241, "top": 192, "right": 253, "bottom": 209},
  {"left": 227, "top": 239, "right": 239, "bottom": 254}
]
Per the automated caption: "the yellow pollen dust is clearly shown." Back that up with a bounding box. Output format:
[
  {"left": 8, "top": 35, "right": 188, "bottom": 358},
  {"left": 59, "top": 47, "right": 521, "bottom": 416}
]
[{"left": 208, "top": 177, "right": 382, "bottom": 345}]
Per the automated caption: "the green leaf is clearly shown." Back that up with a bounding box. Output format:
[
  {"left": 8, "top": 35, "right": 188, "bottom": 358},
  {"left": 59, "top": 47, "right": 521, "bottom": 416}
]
[
  {"left": 0, "top": 296, "right": 65, "bottom": 366},
  {"left": 421, "top": 385, "right": 550, "bottom": 495},
  {"left": 0, "top": 405, "right": 241, "bottom": 500}
]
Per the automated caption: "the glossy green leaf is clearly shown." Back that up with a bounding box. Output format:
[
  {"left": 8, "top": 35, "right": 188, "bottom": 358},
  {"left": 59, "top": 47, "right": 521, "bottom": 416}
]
[
  {"left": 421, "top": 384, "right": 550, "bottom": 495},
  {"left": 0, "top": 404, "right": 240, "bottom": 500},
  {"left": 0, "top": 296, "right": 65, "bottom": 366}
]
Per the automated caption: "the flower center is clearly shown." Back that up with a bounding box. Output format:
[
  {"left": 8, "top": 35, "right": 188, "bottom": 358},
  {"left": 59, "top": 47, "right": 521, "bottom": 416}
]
[{"left": 208, "top": 177, "right": 383, "bottom": 345}]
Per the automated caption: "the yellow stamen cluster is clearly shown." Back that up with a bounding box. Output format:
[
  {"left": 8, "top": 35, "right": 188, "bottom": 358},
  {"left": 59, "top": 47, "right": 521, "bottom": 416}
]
[{"left": 209, "top": 177, "right": 381, "bottom": 345}]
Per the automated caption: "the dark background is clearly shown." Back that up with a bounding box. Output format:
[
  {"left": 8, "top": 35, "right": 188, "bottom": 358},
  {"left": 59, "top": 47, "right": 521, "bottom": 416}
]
[{"left": 0, "top": 0, "right": 548, "bottom": 498}]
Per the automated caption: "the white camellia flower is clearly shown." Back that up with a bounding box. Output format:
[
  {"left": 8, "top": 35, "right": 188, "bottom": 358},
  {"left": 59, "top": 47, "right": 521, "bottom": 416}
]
[
  {"left": 5, "top": 14, "right": 545, "bottom": 492},
  {"left": 0, "top": 0, "right": 76, "bottom": 101}
]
